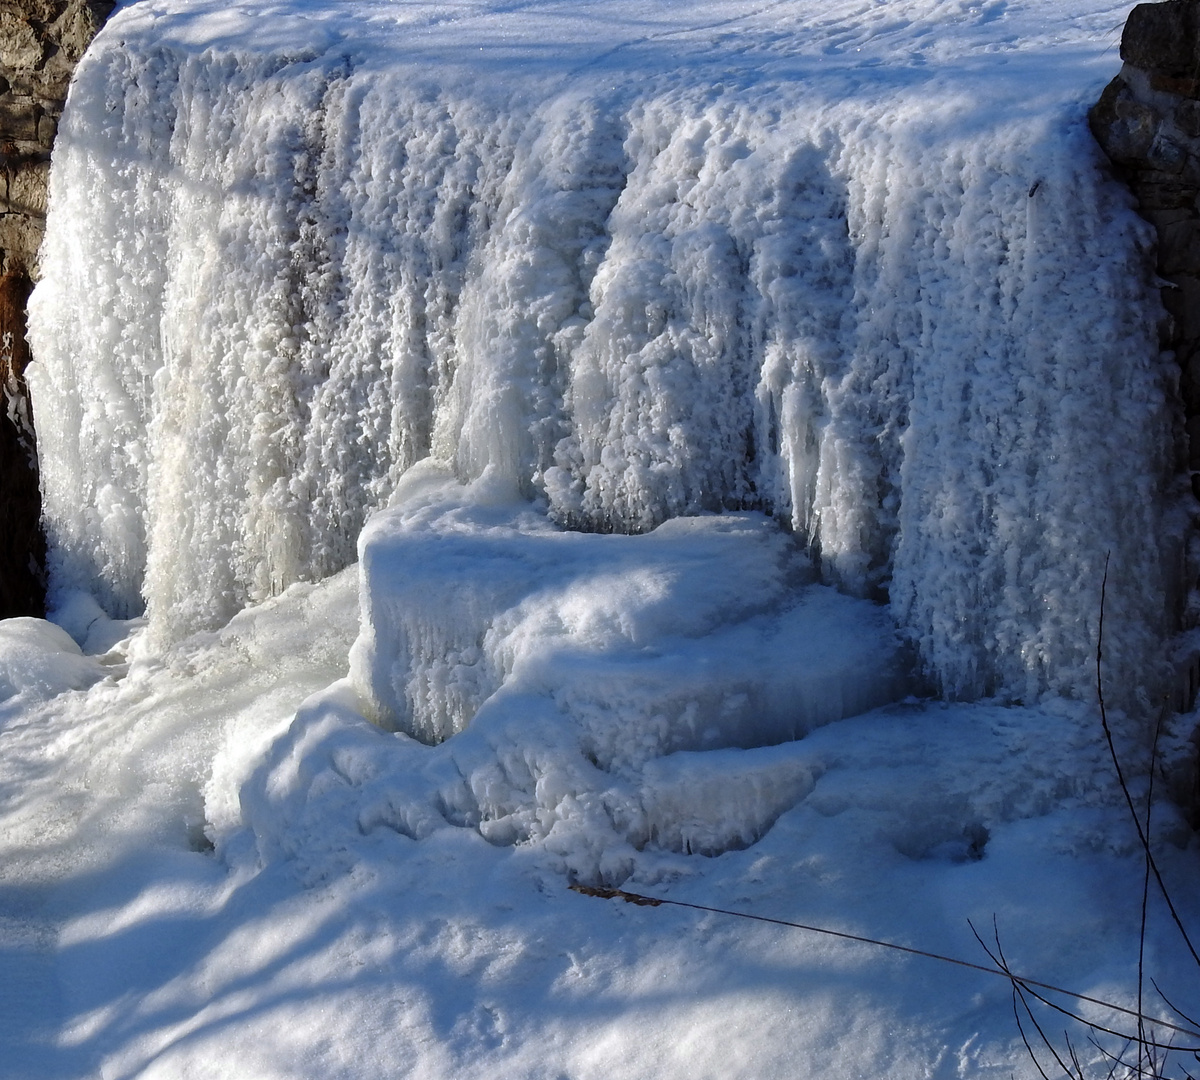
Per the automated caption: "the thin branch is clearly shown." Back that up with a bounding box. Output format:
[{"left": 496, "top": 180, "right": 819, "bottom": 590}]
[
  {"left": 1138, "top": 702, "right": 1165, "bottom": 1065},
  {"left": 968, "top": 919, "right": 1200, "bottom": 1049},
  {"left": 1015, "top": 982, "right": 1080, "bottom": 1080},
  {"left": 569, "top": 884, "right": 1200, "bottom": 1041},
  {"left": 1013, "top": 985, "right": 1058, "bottom": 1080},
  {"left": 1097, "top": 555, "right": 1200, "bottom": 968},
  {"left": 1066, "top": 1032, "right": 1086, "bottom": 1079},
  {"left": 1084, "top": 1033, "right": 1134, "bottom": 1077},
  {"left": 1152, "top": 981, "right": 1200, "bottom": 1032}
]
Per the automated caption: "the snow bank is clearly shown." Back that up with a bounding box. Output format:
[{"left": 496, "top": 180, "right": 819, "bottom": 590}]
[
  {"left": 0, "top": 618, "right": 105, "bottom": 703},
  {"left": 26, "top": 0, "right": 1179, "bottom": 704},
  {"left": 6, "top": 558, "right": 1198, "bottom": 1080}
]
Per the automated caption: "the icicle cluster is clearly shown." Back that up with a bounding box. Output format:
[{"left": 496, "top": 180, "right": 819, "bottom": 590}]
[{"left": 27, "top": 18, "right": 1179, "bottom": 703}]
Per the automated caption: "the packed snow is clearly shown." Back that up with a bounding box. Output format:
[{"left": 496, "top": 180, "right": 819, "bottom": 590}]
[{"left": 4, "top": 0, "right": 1200, "bottom": 1077}]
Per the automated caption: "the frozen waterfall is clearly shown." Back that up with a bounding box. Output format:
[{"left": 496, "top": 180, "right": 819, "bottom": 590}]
[{"left": 26, "top": 0, "right": 1183, "bottom": 707}]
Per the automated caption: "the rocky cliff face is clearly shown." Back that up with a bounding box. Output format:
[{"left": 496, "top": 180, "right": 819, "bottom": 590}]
[
  {"left": 1092, "top": 0, "right": 1200, "bottom": 475},
  {"left": 0, "top": 0, "right": 112, "bottom": 617},
  {"left": 1090, "top": 0, "right": 1200, "bottom": 713}
]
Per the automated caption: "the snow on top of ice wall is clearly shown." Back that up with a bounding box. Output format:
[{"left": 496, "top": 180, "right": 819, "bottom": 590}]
[{"left": 26, "top": 0, "right": 1179, "bottom": 703}]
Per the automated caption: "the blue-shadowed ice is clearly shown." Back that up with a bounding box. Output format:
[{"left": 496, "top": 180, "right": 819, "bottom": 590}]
[{"left": 2, "top": 0, "right": 1200, "bottom": 1078}]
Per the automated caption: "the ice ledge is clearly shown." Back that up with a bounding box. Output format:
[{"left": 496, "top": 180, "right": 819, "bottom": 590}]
[{"left": 349, "top": 461, "right": 908, "bottom": 758}]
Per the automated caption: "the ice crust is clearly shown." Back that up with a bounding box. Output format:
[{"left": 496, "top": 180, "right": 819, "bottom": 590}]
[{"left": 26, "top": 0, "right": 1180, "bottom": 704}]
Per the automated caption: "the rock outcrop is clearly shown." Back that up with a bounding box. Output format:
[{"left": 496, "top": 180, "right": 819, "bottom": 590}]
[
  {"left": 0, "top": 0, "right": 112, "bottom": 617},
  {"left": 1091, "top": 0, "right": 1200, "bottom": 475},
  {"left": 1091, "top": 0, "right": 1200, "bottom": 724}
]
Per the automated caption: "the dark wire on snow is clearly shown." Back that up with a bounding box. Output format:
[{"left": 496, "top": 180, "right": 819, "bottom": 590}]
[{"left": 568, "top": 883, "right": 1200, "bottom": 1045}]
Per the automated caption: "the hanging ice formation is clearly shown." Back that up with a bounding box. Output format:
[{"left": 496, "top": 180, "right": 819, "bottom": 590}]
[{"left": 25, "top": 3, "right": 1182, "bottom": 710}]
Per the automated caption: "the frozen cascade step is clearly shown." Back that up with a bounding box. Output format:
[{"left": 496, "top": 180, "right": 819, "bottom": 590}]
[
  {"left": 241, "top": 466, "right": 908, "bottom": 872},
  {"left": 349, "top": 463, "right": 907, "bottom": 757}
]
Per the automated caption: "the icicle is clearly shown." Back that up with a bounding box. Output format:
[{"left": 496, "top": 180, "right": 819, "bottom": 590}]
[{"left": 27, "top": 20, "right": 1177, "bottom": 704}]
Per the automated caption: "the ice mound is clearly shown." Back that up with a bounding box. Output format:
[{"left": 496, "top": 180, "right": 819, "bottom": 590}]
[
  {"left": 350, "top": 463, "right": 907, "bottom": 752},
  {"left": 0, "top": 618, "right": 106, "bottom": 703},
  {"left": 235, "top": 664, "right": 1118, "bottom": 886},
  {"left": 47, "top": 588, "right": 146, "bottom": 655},
  {"left": 239, "top": 690, "right": 824, "bottom": 881},
  {"left": 233, "top": 465, "right": 906, "bottom": 876}
]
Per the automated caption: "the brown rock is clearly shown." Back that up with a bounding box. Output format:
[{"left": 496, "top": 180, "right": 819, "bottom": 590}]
[
  {"left": 1152, "top": 131, "right": 1190, "bottom": 172},
  {"left": 50, "top": 0, "right": 111, "bottom": 64},
  {"left": 1090, "top": 77, "right": 1162, "bottom": 164},
  {"left": 34, "top": 109, "right": 54, "bottom": 146},
  {"left": 0, "top": 158, "right": 48, "bottom": 216},
  {"left": 1142, "top": 205, "right": 1195, "bottom": 227},
  {"left": 1122, "top": 0, "right": 1200, "bottom": 75},
  {"left": 0, "top": 11, "right": 45, "bottom": 70},
  {"left": 1186, "top": 414, "right": 1200, "bottom": 470},
  {"left": 1179, "top": 343, "right": 1200, "bottom": 409},
  {"left": 1, "top": 0, "right": 70, "bottom": 25},
  {"left": 0, "top": 96, "right": 41, "bottom": 142},
  {"left": 1157, "top": 218, "right": 1200, "bottom": 274},
  {"left": 1133, "top": 179, "right": 1196, "bottom": 210},
  {"left": 0, "top": 212, "right": 43, "bottom": 264},
  {"left": 1151, "top": 73, "right": 1200, "bottom": 98},
  {"left": 1161, "top": 273, "right": 1200, "bottom": 341}
]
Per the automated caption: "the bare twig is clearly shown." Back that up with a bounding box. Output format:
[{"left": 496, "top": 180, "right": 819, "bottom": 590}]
[
  {"left": 1097, "top": 555, "right": 1200, "bottom": 969},
  {"left": 1152, "top": 981, "right": 1200, "bottom": 1033},
  {"left": 1016, "top": 982, "right": 1081, "bottom": 1079},
  {"left": 1013, "top": 985, "right": 1060, "bottom": 1080},
  {"left": 1138, "top": 703, "right": 1165, "bottom": 1067},
  {"left": 569, "top": 885, "right": 1200, "bottom": 1042},
  {"left": 969, "top": 919, "right": 1200, "bottom": 1050}
]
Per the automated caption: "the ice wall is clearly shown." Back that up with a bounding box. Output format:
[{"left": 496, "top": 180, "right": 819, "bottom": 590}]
[{"left": 26, "top": 2, "right": 1181, "bottom": 704}]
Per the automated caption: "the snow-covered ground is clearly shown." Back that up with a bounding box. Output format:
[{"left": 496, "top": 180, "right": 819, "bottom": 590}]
[
  {"left": 3, "top": 551, "right": 1198, "bottom": 1080},
  {"left": 4, "top": 0, "right": 1200, "bottom": 1077}
]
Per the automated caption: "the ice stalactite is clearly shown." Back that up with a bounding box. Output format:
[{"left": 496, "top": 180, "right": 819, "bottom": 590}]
[{"left": 27, "top": 15, "right": 1179, "bottom": 705}]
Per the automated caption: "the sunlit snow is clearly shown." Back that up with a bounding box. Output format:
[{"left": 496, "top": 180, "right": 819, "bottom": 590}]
[{"left": 3, "top": 0, "right": 1200, "bottom": 1078}]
